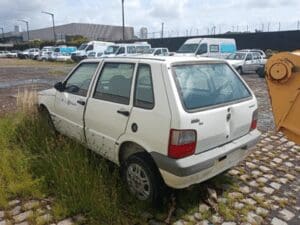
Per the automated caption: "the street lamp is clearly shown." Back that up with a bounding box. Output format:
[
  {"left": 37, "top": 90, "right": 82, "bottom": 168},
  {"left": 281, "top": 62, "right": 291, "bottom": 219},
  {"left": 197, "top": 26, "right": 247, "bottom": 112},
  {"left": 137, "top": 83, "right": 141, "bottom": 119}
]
[
  {"left": 0, "top": 28, "right": 4, "bottom": 41},
  {"left": 18, "top": 19, "right": 30, "bottom": 41},
  {"left": 121, "top": 0, "right": 125, "bottom": 40},
  {"left": 42, "top": 11, "right": 56, "bottom": 42}
]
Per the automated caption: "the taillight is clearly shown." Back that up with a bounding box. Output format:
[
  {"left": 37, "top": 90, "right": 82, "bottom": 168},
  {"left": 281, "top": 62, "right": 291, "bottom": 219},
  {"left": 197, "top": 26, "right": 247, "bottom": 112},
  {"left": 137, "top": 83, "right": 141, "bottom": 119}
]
[
  {"left": 250, "top": 109, "right": 258, "bottom": 131},
  {"left": 168, "top": 129, "right": 197, "bottom": 159}
]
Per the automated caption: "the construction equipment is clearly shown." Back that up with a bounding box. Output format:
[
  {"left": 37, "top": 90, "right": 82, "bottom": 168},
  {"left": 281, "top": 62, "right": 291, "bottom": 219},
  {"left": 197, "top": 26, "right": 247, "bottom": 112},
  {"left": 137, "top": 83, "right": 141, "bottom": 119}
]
[{"left": 265, "top": 51, "right": 300, "bottom": 144}]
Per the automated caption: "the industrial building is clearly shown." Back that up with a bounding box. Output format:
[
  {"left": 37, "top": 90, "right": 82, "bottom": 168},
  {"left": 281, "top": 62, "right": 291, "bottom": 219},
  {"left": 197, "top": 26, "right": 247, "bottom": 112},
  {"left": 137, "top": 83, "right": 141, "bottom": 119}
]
[{"left": 3, "top": 23, "right": 134, "bottom": 43}]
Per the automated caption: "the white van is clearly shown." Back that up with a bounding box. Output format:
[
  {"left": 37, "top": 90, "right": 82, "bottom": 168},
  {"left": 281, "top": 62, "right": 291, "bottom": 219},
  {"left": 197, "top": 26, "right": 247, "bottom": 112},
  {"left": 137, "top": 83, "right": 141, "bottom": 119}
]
[
  {"left": 103, "top": 42, "right": 151, "bottom": 57},
  {"left": 176, "top": 38, "right": 237, "bottom": 58},
  {"left": 71, "top": 41, "right": 113, "bottom": 62}
]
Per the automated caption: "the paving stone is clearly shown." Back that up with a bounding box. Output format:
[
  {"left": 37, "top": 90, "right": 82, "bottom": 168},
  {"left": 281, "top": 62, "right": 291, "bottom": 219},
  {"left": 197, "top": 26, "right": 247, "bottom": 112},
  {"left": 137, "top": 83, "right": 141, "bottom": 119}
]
[
  {"left": 8, "top": 200, "right": 20, "bottom": 207},
  {"left": 13, "top": 211, "right": 33, "bottom": 223},
  {"left": 251, "top": 170, "right": 262, "bottom": 177},
  {"left": 0, "top": 211, "right": 4, "bottom": 218},
  {"left": 278, "top": 178, "right": 288, "bottom": 184},
  {"left": 172, "top": 220, "right": 185, "bottom": 225},
  {"left": 272, "top": 158, "right": 283, "bottom": 163},
  {"left": 270, "top": 182, "right": 281, "bottom": 190},
  {"left": 285, "top": 174, "right": 295, "bottom": 180},
  {"left": 57, "top": 218, "right": 74, "bottom": 225},
  {"left": 279, "top": 209, "right": 295, "bottom": 221},
  {"left": 239, "top": 186, "right": 251, "bottom": 194},
  {"left": 228, "top": 192, "right": 243, "bottom": 199},
  {"left": 233, "top": 202, "right": 244, "bottom": 209},
  {"left": 199, "top": 203, "right": 210, "bottom": 213},
  {"left": 23, "top": 200, "right": 40, "bottom": 210},
  {"left": 194, "top": 212, "right": 201, "bottom": 220},
  {"left": 228, "top": 169, "right": 240, "bottom": 176},
  {"left": 0, "top": 220, "right": 11, "bottom": 225},
  {"left": 262, "top": 186, "right": 275, "bottom": 194},
  {"left": 211, "top": 214, "right": 223, "bottom": 224},
  {"left": 9, "top": 206, "right": 21, "bottom": 216},
  {"left": 36, "top": 214, "right": 53, "bottom": 225},
  {"left": 256, "top": 207, "right": 269, "bottom": 216},
  {"left": 246, "top": 162, "right": 257, "bottom": 169},
  {"left": 195, "top": 220, "right": 209, "bottom": 225},
  {"left": 242, "top": 198, "right": 256, "bottom": 205},
  {"left": 248, "top": 180, "right": 259, "bottom": 187},
  {"left": 279, "top": 154, "right": 288, "bottom": 160},
  {"left": 284, "top": 162, "right": 294, "bottom": 167},
  {"left": 271, "top": 217, "right": 288, "bottom": 225},
  {"left": 263, "top": 174, "right": 274, "bottom": 179},
  {"left": 257, "top": 177, "right": 268, "bottom": 183},
  {"left": 15, "top": 222, "right": 29, "bottom": 225},
  {"left": 259, "top": 165, "right": 271, "bottom": 172},
  {"left": 247, "top": 212, "right": 263, "bottom": 225},
  {"left": 222, "top": 222, "right": 236, "bottom": 225},
  {"left": 240, "top": 174, "right": 250, "bottom": 181}
]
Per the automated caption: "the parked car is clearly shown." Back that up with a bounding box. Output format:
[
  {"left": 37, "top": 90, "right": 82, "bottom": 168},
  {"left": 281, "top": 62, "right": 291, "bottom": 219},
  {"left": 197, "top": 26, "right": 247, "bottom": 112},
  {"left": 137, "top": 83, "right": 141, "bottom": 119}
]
[
  {"left": 239, "top": 49, "right": 267, "bottom": 64},
  {"left": 143, "top": 48, "right": 169, "bottom": 56},
  {"left": 38, "top": 56, "right": 260, "bottom": 202},
  {"left": 0, "top": 51, "right": 9, "bottom": 58},
  {"left": 87, "top": 51, "right": 103, "bottom": 59},
  {"left": 176, "top": 38, "right": 236, "bottom": 58},
  {"left": 18, "top": 48, "right": 32, "bottom": 59},
  {"left": 29, "top": 48, "right": 40, "bottom": 60},
  {"left": 7, "top": 50, "right": 19, "bottom": 58},
  {"left": 71, "top": 41, "right": 113, "bottom": 62},
  {"left": 226, "top": 51, "right": 265, "bottom": 74},
  {"left": 38, "top": 46, "right": 54, "bottom": 61}
]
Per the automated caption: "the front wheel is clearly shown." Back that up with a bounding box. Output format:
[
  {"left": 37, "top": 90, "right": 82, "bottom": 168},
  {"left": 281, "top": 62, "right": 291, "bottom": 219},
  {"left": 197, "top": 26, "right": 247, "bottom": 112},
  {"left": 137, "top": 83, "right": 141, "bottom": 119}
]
[{"left": 124, "top": 153, "right": 163, "bottom": 203}]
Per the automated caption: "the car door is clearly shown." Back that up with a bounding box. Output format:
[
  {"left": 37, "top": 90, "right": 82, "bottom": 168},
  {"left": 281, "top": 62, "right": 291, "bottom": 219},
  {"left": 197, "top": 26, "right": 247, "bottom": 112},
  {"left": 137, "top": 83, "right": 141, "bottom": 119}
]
[
  {"left": 244, "top": 53, "right": 253, "bottom": 72},
  {"left": 53, "top": 62, "right": 99, "bottom": 141},
  {"left": 252, "top": 52, "right": 262, "bottom": 71},
  {"left": 84, "top": 61, "right": 136, "bottom": 162}
]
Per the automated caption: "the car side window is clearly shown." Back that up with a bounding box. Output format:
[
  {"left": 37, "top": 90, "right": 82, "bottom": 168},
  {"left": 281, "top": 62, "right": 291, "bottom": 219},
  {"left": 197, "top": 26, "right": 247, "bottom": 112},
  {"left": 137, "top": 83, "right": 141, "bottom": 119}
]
[
  {"left": 209, "top": 44, "right": 219, "bottom": 53},
  {"left": 154, "top": 49, "right": 162, "bottom": 55},
  {"left": 86, "top": 45, "right": 93, "bottom": 51},
  {"left": 246, "top": 53, "right": 252, "bottom": 61},
  {"left": 64, "top": 63, "right": 98, "bottom": 97},
  {"left": 117, "top": 47, "right": 125, "bottom": 55},
  {"left": 196, "top": 43, "right": 208, "bottom": 55},
  {"left": 127, "top": 46, "right": 136, "bottom": 54},
  {"left": 93, "top": 63, "right": 135, "bottom": 105},
  {"left": 134, "top": 64, "right": 155, "bottom": 109}
]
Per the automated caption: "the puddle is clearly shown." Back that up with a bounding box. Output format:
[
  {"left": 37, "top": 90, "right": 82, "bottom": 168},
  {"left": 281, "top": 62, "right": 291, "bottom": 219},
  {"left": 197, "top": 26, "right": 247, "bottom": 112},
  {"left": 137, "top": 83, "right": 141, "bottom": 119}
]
[{"left": 0, "top": 78, "right": 59, "bottom": 89}]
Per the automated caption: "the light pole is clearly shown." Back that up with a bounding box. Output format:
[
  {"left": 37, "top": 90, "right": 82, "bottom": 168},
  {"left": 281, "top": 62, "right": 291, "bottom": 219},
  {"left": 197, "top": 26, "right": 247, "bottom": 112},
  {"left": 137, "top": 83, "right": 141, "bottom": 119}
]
[
  {"left": 0, "top": 28, "right": 4, "bottom": 41},
  {"left": 42, "top": 11, "right": 56, "bottom": 42},
  {"left": 121, "top": 0, "right": 125, "bottom": 40},
  {"left": 18, "top": 20, "right": 30, "bottom": 41}
]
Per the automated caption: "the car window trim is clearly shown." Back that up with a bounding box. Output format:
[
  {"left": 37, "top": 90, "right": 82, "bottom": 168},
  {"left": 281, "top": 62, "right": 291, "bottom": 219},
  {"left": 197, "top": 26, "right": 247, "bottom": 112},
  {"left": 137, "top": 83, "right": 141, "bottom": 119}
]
[
  {"left": 133, "top": 63, "right": 155, "bottom": 110},
  {"left": 62, "top": 62, "right": 100, "bottom": 97},
  {"left": 92, "top": 61, "right": 136, "bottom": 105}
]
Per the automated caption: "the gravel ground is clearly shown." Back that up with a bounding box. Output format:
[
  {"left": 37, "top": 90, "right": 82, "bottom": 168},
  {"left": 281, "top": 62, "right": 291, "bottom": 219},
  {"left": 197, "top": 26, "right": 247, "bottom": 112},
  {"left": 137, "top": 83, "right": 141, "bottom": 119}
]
[{"left": 0, "top": 59, "right": 298, "bottom": 225}]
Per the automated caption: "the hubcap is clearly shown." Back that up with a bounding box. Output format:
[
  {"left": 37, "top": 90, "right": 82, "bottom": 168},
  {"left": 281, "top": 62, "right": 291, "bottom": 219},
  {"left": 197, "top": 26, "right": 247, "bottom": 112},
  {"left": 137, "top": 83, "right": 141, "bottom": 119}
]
[{"left": 126, "top": 163, "right": 151, "bottom": 200}]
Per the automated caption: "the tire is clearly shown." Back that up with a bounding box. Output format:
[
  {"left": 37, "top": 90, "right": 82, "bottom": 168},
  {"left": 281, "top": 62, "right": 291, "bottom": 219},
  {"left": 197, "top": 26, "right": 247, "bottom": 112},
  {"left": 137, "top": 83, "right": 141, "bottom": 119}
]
[
  {"left": 123, "top": 153, "right": 164, "bottom": 203},
  {"left": 38, "top": 106, "right": 57, "bottom": 135},
  {"left": 236, "top": 67, "right": 243, "bottom": 75}
]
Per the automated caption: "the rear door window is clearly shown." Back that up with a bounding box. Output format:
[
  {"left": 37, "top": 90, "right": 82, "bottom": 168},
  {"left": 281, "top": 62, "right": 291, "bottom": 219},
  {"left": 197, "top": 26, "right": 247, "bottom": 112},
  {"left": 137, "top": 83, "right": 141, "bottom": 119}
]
[
  {"left": 172, "top": 63, "right": 251, "bottom": 111},
  {"left": 93, "top": 63, "right": 135, "bottom": 105}
]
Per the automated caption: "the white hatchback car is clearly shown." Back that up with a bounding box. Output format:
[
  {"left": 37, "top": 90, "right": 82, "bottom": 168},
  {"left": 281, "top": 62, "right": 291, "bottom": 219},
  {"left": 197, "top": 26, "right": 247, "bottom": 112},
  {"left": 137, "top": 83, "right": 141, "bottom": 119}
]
[{"left": 38, "top": 56, "right": 260, "bottom": 202}]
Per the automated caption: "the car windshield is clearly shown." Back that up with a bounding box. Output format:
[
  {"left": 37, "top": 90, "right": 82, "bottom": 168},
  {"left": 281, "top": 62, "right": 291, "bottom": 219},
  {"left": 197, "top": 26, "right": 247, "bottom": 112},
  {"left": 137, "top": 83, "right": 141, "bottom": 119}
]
[
  {"left": 172, "top": 63, "right": 251, "bottom": 110},
  {"left": 177, "top": 44, "right": 199, "bottom": 53},
  {"left": 144, "top": 48, "right": 155, "bottom": 54},
  {"left": 104, "top": 46, "right": 119, "bottom": 54},
  {"left": 226, "top": 52, "right": 246, "bottom": 60},
  {"left": 78, "top": 44, "right": 88, "bottom": 50}
]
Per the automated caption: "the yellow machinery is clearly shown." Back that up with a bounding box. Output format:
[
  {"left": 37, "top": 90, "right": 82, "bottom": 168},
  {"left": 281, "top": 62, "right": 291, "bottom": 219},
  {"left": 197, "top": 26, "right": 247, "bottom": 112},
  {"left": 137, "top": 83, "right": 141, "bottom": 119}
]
[{"left": 265, "top": 51, "right": 300, "bottom": 144}]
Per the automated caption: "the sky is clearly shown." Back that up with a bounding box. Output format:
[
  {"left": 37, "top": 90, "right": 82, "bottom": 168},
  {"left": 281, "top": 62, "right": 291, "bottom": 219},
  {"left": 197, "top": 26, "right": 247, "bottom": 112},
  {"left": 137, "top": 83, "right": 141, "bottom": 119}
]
[{"left": 1, "top": 0, "right": 300, "bottom": 37}]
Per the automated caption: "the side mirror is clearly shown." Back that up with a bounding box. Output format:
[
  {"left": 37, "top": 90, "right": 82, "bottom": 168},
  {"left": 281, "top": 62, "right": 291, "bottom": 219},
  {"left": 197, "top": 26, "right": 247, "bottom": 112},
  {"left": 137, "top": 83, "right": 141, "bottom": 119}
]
[{"left": 54, "top": 82, "right": 65, "bottom": 92}]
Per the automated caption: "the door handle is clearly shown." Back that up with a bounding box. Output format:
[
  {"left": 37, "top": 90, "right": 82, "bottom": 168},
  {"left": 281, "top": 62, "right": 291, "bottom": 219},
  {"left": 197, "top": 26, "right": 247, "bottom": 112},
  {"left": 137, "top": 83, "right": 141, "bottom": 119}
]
[
  {"left": 77, "top": 100, "right": 85, "bottom": 106},
  {"left": 117, "top": 110, "right": 130, "bottom": 117}
]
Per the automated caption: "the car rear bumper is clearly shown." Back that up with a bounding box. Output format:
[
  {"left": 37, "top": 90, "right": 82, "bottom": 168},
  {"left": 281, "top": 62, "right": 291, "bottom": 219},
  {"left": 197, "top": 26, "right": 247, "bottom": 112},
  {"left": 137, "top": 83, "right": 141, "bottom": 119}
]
[{"left": 151, "top": 129, "right": 261, "bottom": 189}]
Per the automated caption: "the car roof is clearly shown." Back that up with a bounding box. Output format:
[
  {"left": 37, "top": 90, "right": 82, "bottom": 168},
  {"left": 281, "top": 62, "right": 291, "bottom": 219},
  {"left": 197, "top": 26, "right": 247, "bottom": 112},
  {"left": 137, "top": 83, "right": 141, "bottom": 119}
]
[{"left": 82, "top": 56, "right": 225, "bottom": 65}]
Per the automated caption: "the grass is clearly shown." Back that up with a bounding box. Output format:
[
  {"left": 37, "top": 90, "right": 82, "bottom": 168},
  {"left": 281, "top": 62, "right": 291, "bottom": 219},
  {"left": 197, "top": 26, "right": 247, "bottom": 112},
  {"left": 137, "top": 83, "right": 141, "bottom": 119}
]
[{"left": 0, "top": 58, "right": 75, "bottom": 68}]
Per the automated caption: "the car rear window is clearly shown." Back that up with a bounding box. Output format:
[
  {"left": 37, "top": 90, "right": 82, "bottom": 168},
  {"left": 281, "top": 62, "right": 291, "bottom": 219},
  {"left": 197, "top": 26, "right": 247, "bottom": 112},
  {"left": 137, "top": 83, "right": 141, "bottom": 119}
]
[{"left": 172, "top": 63, "right": 251, "bottom": 111}]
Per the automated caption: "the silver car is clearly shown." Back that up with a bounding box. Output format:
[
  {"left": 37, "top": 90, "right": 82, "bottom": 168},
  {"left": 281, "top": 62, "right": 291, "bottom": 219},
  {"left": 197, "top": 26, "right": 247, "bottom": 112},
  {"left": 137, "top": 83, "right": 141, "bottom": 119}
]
[{"left": 226, "top": 51, "right": 265, "bottom": 74}]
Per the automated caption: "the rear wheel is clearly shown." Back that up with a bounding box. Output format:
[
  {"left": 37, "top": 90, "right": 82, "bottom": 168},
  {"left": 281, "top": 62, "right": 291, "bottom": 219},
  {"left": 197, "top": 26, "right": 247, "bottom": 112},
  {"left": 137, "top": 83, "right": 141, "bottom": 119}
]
[
  {"left": 123, "top": 153, "right": 164, "bottom": 203},
  {"left": 236, "top": 67, "right": 243, "bottom": 75}
]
